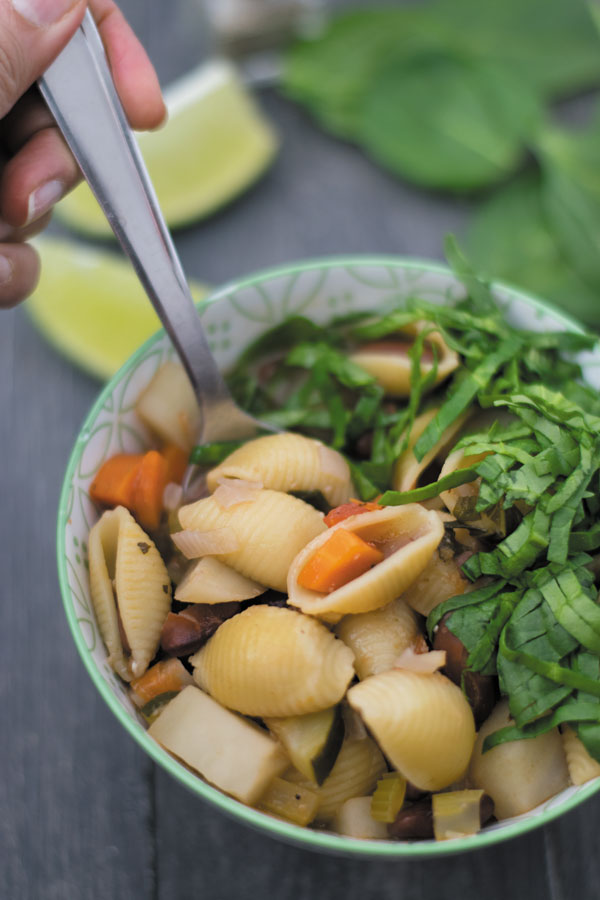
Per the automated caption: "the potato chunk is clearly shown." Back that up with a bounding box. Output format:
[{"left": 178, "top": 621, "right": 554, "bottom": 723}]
[{"left": 469, "top": 700, "right": 569, "bottom": 819}]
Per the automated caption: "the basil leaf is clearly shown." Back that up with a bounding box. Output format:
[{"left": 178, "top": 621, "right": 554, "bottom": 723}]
[
  {"left": 360, "top": 53, "right": 543, "bottom": 191},
  {"left": 466, "top": 173, "right": 600, "bottom": 328},
  {"left": 379, "top": 466, "right": 478, "bottom": 506}
]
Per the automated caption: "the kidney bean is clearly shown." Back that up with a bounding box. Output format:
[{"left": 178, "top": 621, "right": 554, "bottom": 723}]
[
  {"left": 160, "top": 602, "right": 241, "bottom": 656},
  {"left": 433, "top": 616, "right": 496, "bottom": 725},
  {"left": 388, "top": 793, "right": 495, "bottom": 840}
]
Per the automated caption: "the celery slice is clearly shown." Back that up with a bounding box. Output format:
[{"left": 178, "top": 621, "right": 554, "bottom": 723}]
[
  {"left": 370, "top": 772, "right": 407, "bottom": 823},
  {"left": 432, "top": 789, "right": 484, "bottom": 840}
]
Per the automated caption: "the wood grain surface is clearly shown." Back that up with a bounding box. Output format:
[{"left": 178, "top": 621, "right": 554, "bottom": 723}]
[{"left": 1, "top": 2, "right": 598, "bottom": 898}]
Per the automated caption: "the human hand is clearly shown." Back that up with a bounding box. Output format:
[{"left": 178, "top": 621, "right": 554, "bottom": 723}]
[{"left": 0, "top": 0, "right": 166, "bottom": 306}]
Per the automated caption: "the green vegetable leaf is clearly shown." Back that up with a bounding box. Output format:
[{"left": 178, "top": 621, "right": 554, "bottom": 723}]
[{"left": 359, "top": 53, "right": 543, "bottom": 192}]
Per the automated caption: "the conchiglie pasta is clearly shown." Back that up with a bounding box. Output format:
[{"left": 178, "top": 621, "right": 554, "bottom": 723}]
[
  {"left": 401, "top": 548, "right": 470, "bottom": 617},
  {"left": 561, "top": 726, "right": 600, "bottom": 786},
  {"left": 287, "top": 737, "right": 387, "bottom": 823},
  {"left": 334, "top": 598, "right": 420, "bottom": 679},
  {"left": 288, "top": 504, "right": 444, "bottom": 619},
  {"left": 349, "top": 322, "right": 459, "bottom": 398},
  {"left": 190, "top": 605, "right": 355, "bottom": 717},
  {"left": 206, "top": 433, "right": 353, "bottom": 508},
  {"left": 178, "top": 489, "right": 326, "bottom": 592},
  {"left": 392, "top": 408, "right": 470, "bottom": 493},
  {"left": 88, "top": 505, "right": 171, "bottom": 681},
  {"left": 347, "top": 669, "right": 475, "bottom": 791},
  {"left": 135, "top": 361, "right": 201, "bottom": 451}
]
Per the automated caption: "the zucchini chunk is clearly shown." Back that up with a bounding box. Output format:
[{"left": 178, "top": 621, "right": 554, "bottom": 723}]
[{"left": 265, "top": 705, "right": 344, "bottom": 785}]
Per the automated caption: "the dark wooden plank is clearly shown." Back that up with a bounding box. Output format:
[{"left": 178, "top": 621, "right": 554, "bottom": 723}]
[
  {"left": 542, "top": 800, "right": 600, "bottom": 900},
  {"left": 154, "top": 769, "right": 552, "bottom": 900},
  {"left": 0, "top": 311, "right": 155, "bottom": 900}
]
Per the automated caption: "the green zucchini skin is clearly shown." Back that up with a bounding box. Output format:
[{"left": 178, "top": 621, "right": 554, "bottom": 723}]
[{"left": 266, "top": 705, "right": 345, "bottom": 785}]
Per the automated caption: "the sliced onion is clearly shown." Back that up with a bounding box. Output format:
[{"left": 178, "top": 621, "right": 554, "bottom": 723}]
[
  {"left": 163, "top": 481, "right": 183, "bottom": 512},
  {"left": 171, "top": 528, "right": 240, "bottom": 558},
  {"left": 318, "top": 443, "right": 350, "bottom": 482},
  {"left": 394, "top": 647, "right": 446, "bottom": 674},
  {"left": 213, "top": 477, "right": 263, "bottom": 509}
]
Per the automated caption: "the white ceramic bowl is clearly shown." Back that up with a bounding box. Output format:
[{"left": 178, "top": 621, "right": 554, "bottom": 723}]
[{"left": 57, "top": 256, "right": 600, "bottom": 857}]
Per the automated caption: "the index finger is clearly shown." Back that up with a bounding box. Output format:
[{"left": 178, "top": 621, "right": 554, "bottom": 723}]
[{"left": 90, "top": 0, "right": 166, "bottom": 132}]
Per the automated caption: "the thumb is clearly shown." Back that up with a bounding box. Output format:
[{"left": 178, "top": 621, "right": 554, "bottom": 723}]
[{"left": 0, "top": 0, "right": 86, "bottom": 118}]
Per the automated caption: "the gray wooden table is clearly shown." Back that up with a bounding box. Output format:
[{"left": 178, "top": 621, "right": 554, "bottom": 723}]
[{"left": 2, "top": 2, "right": 599, "bottom": 898}]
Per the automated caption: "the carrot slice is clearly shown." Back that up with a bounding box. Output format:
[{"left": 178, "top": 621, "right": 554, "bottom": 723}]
[
  {"left": 131, "top": 450, "right": 169, "bottom": 532},
  {"left": 161, "top": 442, "right": 188, "bottom": 484},
  {"left": 130, "top": 658, "right": 192, "bottom": 707},
  {"left": 324, "top": 500, "right": 381, "bottom": 528},
  {"left": 297, "top": 528, "right": 384, "bottom": 593},
  {"left": 89, "top": 453, "right": 143, "bottom": 509}
]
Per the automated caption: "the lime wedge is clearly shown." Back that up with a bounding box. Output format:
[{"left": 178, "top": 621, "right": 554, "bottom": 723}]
[
  {"left": 25, "top": 238, "right": 209, "bottom": 380},
  {"left": 56, "top": 60, "right": 278, "bottom": 238}
]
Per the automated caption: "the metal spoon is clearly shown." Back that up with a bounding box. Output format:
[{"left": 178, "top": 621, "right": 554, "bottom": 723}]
[{"left": 38, "top": 11, "right": 271, "bottom": 448}]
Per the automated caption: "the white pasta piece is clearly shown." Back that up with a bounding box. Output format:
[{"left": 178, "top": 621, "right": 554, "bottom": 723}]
[
  {"left": 334, "top": 598, "right": 420, "bottom": 680},
  {"left": 135, "top": 361, "right": 201, "bottom": 451},
  {"left": 191, "top": 605, "right": 355, "bottom": 717},
  {"left": 205, "top": 433, "right": 353, "bottom": 508},
  {"left": 392, "top": 408, "right": 470, "bottom": 492},
  {"left": 347, "top": 669, "right": 475, "bottom": 791},
  {"left": 401, "top": 545, "right": 470, "bottom": 617},
  {"left": 288, "top": 504, "right": 444, "bottom": 619},
  {"left": 562, "top": 726, "right": 600, "bottom": 786},
  {"left": 469, "top": 701, "right": 570, "bottom": 819},
  {"left": 88, "top": 506, "right": 171, "bottom": 681},
  {"left": 213, "top": 478, "right": 263, "bottom": 509},
  {"left": 175, "top": 557, "right": 265, "bottom": 605},
  {"left": 287, "top": 737, "right": 387, "bottom": 823},
  {"left": 179, "top": 489, "right": 326, "bottom": 591},
  {"left": 349, "top": 322, "right": 459, "bottom": 398}
]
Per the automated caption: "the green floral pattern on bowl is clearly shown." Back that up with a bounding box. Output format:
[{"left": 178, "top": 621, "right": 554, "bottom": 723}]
[{"left": 57, "top": 257, "right": 600, "bottom": 857}]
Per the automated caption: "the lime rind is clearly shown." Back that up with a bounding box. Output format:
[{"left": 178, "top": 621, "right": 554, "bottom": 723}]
[
  {"left": 26, "top": 238, "right": 209, "bottom": 381},
  {"left": 55, "top": 60, "right": 278, "bottom": 238}
]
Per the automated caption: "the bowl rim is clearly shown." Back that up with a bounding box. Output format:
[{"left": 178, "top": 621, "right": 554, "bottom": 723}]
[{"left": 57, "top": 254, "right": 600, "bottom": 858}]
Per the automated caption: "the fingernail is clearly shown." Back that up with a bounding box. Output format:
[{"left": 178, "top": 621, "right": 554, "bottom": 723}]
[
  {"left": 0, "top": 256, "right": 14, "bottom": 286},
  {"left": 11, "top": 0, "right": 79, "bottom": 28},
  {"left": 0, "top": 221, "right": 13, "bottom": 240},
  {"left": 27, "top": 179, "right": 64, "bottom": 224}
]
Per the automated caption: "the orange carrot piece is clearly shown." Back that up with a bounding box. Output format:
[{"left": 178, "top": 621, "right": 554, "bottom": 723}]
[
  {"left": 161, "top": 443, "right": 188, "bottom": 484},
  {"left": 324, "top": 500, "right": 381, "bottom": 528},
  {"left": 89, "top": 453, "right": 144, "bottom": 509},
  {"left": 131, "top": 450, "right": 169, "bottom": 532},
  {"left": 298, "top": 528, "right": 384, "bottom": 593},
  {"left": 130, "top": 658, "right": 192, "bottom": 707}
]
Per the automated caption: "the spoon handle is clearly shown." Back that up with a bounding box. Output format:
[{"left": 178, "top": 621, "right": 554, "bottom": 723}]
[{"left": 39, "top": 12, "right": 243, "bottom": 435}]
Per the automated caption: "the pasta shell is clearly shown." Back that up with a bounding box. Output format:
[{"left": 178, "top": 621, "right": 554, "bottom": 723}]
[
  {"left": 347, "top": 669, "right": 476, "bottom": 791},
  {"left": 206, "top": 433, "right": 353, "bottom": 508},
  {"left": 288, "top": 504, "right": 444, "bottom": 619},
  {"left": 135, "top": 361, "right": 201, "bottom": 451},
  {"left": 562, "top": 726, "right": 600, "bottom": 786},
  {"left": 178, "top": 489, "right": 326, "bottom": 592},
  {"left": 392, "top": 408, "right": 471, "bottom": 492},
  {"left": 349, "top": 322, "right": 459, "bottom": 398},
  {"left": 191, "top": 605, "right": 355, "bottom": 717},
  {"left": 287, "top": 737, "right": 387, "bottom": 823},
  {"left": 401, "top": 547, "right": 470, "bottom": 617},
  {"left": 88, "top": 506, "right": 172, "bottom": 682},
  {"left": 334, "top": 598, "right": 420, "bottom": 680}
]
